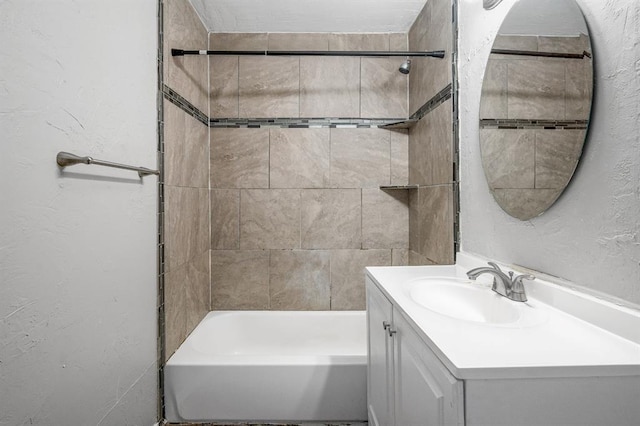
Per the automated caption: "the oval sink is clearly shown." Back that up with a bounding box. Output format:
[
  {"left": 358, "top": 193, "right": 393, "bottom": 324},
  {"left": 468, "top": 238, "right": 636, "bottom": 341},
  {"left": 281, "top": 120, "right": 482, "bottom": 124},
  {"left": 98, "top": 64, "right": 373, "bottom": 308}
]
[{"left": 408, "top": 277, "right": 522, "bottom": 324}]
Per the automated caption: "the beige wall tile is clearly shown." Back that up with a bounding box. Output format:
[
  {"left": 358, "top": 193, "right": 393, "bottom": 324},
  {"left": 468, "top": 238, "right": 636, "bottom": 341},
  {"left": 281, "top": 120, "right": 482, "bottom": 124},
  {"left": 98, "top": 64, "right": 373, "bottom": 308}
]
[
  {"left": 330, "top": 249, "right": 391, "bottom": 310},
  {"left": 268, "top": 33, "right": 329, "bottom": 51},
  {"left": 164, "top": 100, "right": 209, "bottom": 188},
  {"left": 184, "top": 111, "right": 210, "bottom": 187},
  {"left": 408, "top": 115, "right": 431, "bottom": 186},
  {"left": 270, "top": 128, "right": 331, "bottom": 188},
  {"left": 362, "top": 189, "right": 409, "bottom": 249},
  {"left": 269, "top": 250, "right": 330, "bottom": 310},
  {"left": 210, "top": 128, "right": 269, "bottom": 188},
  {"left": 411, "top": 56, "right": 451, "bottom": 117},
  {"left": 392, "top": 249, "right": 409, "bottom": 266},
  {"left": 480, "top": 129, "right": 535, "bottom": 189},
  {"left": 430, "top": 99, "right": 454, "bottom": 185},
  {"left": 330, "top": 128, "right": 391, "bottom": 188},
  {"left": 209, "top": 33, "right": 268, "bottom": 50},
  {"left": 408, "top": 1, "right": 430, "bottom": 52},
  {"left": 426, "top": 0, "right": 452, "bottom": 66},
  {"left": 408, "top": 188, "right": 420, "bottom": 252},
  {"left": 164, "top": 100, "right": 186, "bottom": 187},
  {"left": 409, "top": 250, "right": 434, "bottom": 266},
  {"left": 329, "top": 33, "right": 389, "bottom": 51},
  {"left": 408, "top": 57, "right": 430, "bottom": 116},
  {"left": 211, "top": 189, "right": 239, "bottom": 250},
  {"left": 507, "top": 60, "right": 566, "bottom": 120},
  {"left": 418, "top": 185, "right": 454, "bottom": 265},
  {"left": 361, "top": 58, "right": 408, "bottom": 118},
  {"left": 164, "top": 265, "right": 187, "bottom": 361},
  {"left": 480, "top": 60, "right": 508, "bottom": 119},
  {"left": 165, "top": 186, "right": 210, "bottom": 272},
  {"left": 210, "top": 56, "right": 239, "bottom": 118},
  {"left": 535, "top": 129, "right": 585, "bottom": 189},
  {"left": 301, "top": 189, "right": 361, "bottom": 249},
  {"left": 163, "top": 0, "right": 208, "bottom": 113},
  {"left": 391, "top": 130, "right": 409, "bottom": 186},
  {"left": 240, "top": 189, "right": 301, "bottom": 250},
  {"left": 408, "top": 0, "right": 452, "bottom": 116},
  {"left": 210, "top": 250, "right": 270, "bottom": 310},
  {"left": 239, "top": 57, "right": 299, "bottom": 117},
  {"left": 185, "top": 250, "right": 210, "bottom": 333},
  {"left": 389, "top": 33, "right": 408, "bottom": 51},
  {"left": 300, "top": 57, "right": 360, "bottom": 117}
]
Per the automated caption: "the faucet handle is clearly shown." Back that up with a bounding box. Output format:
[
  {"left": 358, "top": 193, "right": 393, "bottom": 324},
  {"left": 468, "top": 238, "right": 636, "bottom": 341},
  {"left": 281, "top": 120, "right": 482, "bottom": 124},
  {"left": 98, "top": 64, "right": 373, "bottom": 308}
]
[{"left": 511, "top": 274, "right": 535, "bottom": 293}]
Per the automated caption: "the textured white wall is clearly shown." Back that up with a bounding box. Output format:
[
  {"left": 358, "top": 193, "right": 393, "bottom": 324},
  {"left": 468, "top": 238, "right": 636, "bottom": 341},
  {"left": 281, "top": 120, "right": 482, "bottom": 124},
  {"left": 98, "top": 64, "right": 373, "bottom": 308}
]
[
  {"left": 0, "top": 1, "right": 158, "bottom": 425},
  {"left": 458, "top": 0, "right": 640, "bottom": 305}
]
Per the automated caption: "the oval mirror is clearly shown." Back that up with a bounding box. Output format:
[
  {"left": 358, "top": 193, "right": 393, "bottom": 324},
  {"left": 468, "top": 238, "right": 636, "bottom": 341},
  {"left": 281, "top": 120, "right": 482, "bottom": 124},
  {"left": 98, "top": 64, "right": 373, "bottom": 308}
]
[{"left": 479, "top": 0, "right": 593, "bottom": 220}]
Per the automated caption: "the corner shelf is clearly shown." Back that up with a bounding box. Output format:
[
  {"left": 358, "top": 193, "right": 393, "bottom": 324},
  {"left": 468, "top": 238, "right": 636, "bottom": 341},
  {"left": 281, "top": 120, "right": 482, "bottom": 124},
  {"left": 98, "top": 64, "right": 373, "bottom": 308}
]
[{"left": 380, "top": 185, "right": 419, "bottom": 190}]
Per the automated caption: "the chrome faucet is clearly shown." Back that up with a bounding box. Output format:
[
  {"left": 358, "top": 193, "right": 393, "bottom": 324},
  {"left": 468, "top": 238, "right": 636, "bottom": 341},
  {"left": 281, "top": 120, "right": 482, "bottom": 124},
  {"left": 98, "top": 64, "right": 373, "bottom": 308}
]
[{"left": 466, "top": 262, "right": 535, "bottom": 302}]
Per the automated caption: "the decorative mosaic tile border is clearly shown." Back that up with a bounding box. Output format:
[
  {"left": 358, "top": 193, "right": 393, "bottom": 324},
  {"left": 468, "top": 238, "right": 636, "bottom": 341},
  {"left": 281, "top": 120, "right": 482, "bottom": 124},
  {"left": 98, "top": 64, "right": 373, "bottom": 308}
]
[
  {"left": 451, "top": 0, "right": 460, "bottom": 258},
  {"left": 163, "top": 83, "right": 454, "bottom": 130},
  {"left": 410, "top": 83, "right": 453, "bottom": 121},
  {"left": 162, "top": 84, "right": 209, "bottom": 125},
  {"left": 479, "top": 119, "right": 589, "bottom": 130},
  {"left": 157, "top": 1, "right": 166, "bottom": 422},
  {"left": 209, "top": 117, "right": 408, "bottom": 129}
]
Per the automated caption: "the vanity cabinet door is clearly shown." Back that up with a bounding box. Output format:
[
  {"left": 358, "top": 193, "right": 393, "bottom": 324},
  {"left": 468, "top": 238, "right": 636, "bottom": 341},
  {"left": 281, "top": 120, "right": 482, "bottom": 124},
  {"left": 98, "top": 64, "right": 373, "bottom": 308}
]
[
  {"left": 393, "top": 310, "right": 464, "bottom": 426},
  {"left": 366, "top": 278, "right": 395, "bottom": 426}
]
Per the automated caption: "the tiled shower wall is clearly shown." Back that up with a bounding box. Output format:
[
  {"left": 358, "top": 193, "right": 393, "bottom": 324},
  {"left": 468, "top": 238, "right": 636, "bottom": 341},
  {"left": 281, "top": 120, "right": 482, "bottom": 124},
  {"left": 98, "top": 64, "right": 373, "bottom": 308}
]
[
  {"left": 161, "top": 0, "right": 458, "bottom": 357},
  {"left": 208, "top": 33, "right": 411, "bottom": 310},
  {"left": 162, "top": 0, "right": 210, "bottom": 359},
  {"left": 408, "top": 0, "right": 456, "bottom": 265}
]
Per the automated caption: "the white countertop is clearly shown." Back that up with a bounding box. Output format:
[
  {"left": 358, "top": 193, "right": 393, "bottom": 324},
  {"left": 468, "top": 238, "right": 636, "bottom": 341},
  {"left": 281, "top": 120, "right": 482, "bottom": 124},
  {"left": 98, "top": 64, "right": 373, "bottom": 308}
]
[{"left": 366, "top": 253, "right": 640, "bottom": 380}]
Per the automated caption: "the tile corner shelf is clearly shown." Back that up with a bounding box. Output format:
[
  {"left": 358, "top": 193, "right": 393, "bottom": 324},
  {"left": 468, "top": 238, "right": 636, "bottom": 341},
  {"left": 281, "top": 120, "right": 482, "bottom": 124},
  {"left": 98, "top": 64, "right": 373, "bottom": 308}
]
[
  {"left": 380, "top": 119, "right": 418, "bottom": 129},
  {"left": 380, "top": 185, "right": 419, "bottom": 190}
]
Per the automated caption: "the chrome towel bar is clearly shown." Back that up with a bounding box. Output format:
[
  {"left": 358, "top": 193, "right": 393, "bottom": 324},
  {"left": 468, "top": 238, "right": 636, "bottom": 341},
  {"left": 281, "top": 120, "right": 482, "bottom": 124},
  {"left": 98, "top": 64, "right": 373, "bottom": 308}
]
[{"left": 56, "top": 151, "right": 159, "bottom": 178}]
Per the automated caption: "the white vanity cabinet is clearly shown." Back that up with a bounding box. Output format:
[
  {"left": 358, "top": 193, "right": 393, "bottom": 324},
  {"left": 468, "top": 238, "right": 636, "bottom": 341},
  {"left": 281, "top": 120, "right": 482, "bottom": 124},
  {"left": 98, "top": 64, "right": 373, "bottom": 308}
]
[
  {"left": 366, "top": 261, "right": 640, "bottom": 426},
  {"left": 366, "top": 278, "right": 394, "bottom": 426},
  {"left": 366, "top": 277, "right": 464, "bottom": 426}
]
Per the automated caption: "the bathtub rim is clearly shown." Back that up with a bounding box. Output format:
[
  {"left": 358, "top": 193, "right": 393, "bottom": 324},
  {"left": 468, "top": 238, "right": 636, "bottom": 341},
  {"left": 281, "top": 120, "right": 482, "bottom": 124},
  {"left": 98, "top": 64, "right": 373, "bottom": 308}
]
[{"left": 166, "top": 310, "right": 368, "bottom": 366}]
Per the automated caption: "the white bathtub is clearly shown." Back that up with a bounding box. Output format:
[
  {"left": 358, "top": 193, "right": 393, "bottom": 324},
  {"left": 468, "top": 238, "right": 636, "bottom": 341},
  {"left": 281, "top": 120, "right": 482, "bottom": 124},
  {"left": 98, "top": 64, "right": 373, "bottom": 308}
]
[{"left": 164, "top": 310, "right": 367, "bottom": 423}]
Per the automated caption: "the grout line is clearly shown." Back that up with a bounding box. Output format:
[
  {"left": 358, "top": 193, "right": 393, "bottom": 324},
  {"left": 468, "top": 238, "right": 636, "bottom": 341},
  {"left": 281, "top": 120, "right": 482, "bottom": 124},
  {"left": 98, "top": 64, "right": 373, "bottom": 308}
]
[
  {"left": 360, "top": 188, "right": 364, "bottom": 250},
  {"left": 207, "top": 33, "right": 213, "bottom": 312},
  {"left": 267, "top": 249, "right": 271, "bottom": 310},
  {"left": 298, "top": 56, "right": 301, "bottom": 118}
]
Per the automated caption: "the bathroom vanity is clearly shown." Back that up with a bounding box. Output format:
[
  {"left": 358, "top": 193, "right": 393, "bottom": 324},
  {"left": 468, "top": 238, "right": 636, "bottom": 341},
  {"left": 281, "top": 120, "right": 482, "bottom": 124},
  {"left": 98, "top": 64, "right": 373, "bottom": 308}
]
[{"left": 366, "top": 253, "right": 640, "bottom": 426}]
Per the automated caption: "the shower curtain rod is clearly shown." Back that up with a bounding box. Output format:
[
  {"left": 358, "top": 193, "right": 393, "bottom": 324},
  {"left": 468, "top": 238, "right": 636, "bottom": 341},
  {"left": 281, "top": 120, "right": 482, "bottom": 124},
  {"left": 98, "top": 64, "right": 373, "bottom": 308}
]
[{"left": 171, "top": 48, "right": 445, "bottom": 58}]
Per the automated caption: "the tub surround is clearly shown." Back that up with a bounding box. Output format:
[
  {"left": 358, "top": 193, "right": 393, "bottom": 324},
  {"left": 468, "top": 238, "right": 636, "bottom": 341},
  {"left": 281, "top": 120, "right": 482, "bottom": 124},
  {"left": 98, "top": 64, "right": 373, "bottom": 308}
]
[
  {"left": 163, "top": 0, "right": 460, "bottom": 359},
  {"left": 162, "top": 0, "right": 211, "bottom": 360},
  {"left": 407, "top": 0, "right": 457, "bottom": 266},
  {"left": 208, "top": 31, "right": 413, "bottom": 312}
]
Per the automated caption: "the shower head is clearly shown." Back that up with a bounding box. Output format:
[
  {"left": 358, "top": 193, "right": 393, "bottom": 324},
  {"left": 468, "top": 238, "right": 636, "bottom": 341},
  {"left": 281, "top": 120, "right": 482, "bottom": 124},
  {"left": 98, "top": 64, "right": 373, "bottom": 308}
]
[{"left": 399, "top": 59, "right": 411, "bottom": 74}]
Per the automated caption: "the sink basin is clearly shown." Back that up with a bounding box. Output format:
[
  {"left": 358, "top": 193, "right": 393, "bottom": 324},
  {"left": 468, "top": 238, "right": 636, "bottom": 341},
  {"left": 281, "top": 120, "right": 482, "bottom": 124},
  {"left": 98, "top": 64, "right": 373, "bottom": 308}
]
[{"left": 408, "top": 277, "right": 522, "bottom": 324}]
